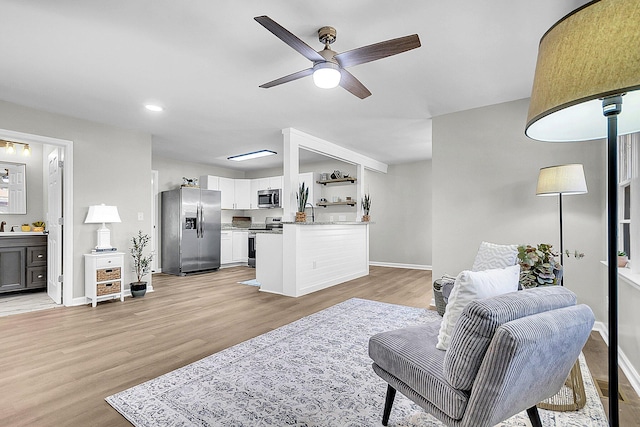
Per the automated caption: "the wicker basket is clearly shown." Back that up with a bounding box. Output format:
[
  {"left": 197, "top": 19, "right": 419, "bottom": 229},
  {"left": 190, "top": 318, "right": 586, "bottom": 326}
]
[{"left": 433, "top": 279, "right": 447, "bottom": 316}]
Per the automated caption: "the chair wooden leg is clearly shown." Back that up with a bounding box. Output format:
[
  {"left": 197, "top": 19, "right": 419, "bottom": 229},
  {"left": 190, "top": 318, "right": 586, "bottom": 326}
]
[
  {"left": 382, "top": 384, "right": 396, "bottom": 426},
  {"left": 527, "top": 406, "right": 543, "bottom": 427}
]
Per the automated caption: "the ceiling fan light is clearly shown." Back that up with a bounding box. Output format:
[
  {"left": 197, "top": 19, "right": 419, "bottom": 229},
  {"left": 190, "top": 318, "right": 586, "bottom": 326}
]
[{"left": 312, "top": 63, "right": 341, "bottom": 89}]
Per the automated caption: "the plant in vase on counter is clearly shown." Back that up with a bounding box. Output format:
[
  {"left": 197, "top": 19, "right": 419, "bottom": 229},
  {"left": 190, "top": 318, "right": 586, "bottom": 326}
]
[
  {"left": 296, "top": 182, "right": 309, "bottom": 222},
  {"left": 130, "top": 230, "right": 154, "bottom": 297},
  {"left": 32, "top": 221, "right": 45, "bottom": 232},
  {"left": 362, "top": 194, "right": 371, "bottom": 222}
]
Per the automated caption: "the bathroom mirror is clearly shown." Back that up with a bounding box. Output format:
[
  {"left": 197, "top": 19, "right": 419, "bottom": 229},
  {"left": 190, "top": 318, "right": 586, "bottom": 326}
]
[{"left": 0, "top": 162, "right": 27, "bottom": 214}]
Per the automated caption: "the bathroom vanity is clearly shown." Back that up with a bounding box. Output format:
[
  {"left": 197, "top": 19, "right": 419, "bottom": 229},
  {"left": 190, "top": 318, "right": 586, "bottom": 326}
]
[{"left": 0, "top": 234, "right": 47, "bottom": 294}]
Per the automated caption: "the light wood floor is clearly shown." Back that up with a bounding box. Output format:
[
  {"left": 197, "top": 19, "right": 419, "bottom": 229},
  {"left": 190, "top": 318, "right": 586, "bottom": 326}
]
[{"left": 0, "top": 266, "right": 636, "bottom": 426}]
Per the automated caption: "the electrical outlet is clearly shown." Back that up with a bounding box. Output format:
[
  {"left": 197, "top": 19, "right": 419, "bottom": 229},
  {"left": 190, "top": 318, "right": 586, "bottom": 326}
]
[
  {"left": 313, "top": 261, "right": 317, "bottom": 269},
  {"left": 137, "top": 212, "right": 144, "bottom": 221}
]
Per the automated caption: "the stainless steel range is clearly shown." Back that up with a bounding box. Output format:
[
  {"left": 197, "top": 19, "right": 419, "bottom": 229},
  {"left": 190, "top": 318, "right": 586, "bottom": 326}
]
[{"left": 248, "top": 217, "right": 282, "bottom": 268}]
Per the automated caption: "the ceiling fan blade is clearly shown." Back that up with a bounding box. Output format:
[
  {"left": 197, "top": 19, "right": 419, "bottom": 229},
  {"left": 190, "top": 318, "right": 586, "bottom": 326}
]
[
  {"left": 339, "top": 70, "right": 372, "bottom": 99},
  {"left": 255, "top": 16, "right": 325, "bottom": 63},
  {"left": 334, "top": 34, "right": 421, "bottom": 69},
  {"left": 259, "top": 68, "right": 314, "bottom": 88}
]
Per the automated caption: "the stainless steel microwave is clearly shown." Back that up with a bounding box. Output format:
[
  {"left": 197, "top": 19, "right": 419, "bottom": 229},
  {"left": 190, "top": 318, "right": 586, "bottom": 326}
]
[{"left": 257, "top": 188, "right": 281, "bottom": 208}]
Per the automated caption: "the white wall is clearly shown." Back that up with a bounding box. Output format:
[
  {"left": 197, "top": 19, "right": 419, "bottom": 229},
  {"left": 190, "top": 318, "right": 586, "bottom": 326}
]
[
  {"left": 0, "top": 99, "right": 153, "bottom": 301},
  {"left": 366, "top": 161, "right": 432, "bottom": 267},
  {"left": 432, "top": 98, "right": 607, "bottom": 321}
]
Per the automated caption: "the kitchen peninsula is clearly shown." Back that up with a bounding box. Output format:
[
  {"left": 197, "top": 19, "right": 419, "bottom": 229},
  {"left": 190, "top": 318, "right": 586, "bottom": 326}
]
[{"left": 256, "top": 222, "right": 369, "bottom": 297}]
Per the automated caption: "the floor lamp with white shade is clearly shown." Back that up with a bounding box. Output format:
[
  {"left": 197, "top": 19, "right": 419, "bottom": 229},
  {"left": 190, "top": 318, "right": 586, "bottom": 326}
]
[
  {"left": 525, "top": 1, "right": 640, "bottom": 425},
  {"left": 536, "top": 164, "right": 588, "bottom": 411},
  {"left": 536, "top": 163, "right": 588, "bottom": 275}
]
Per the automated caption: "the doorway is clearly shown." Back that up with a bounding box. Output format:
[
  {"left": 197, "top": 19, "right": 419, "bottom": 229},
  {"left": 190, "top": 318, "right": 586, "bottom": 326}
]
[{"left": 0, "top": 128, "right": 74, "bottom": 307}]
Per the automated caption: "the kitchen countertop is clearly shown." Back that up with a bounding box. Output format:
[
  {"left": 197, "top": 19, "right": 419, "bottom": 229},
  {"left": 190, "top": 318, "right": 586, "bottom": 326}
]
[{"left": 0, "top": 232, "right": 48, "bottom": 237}]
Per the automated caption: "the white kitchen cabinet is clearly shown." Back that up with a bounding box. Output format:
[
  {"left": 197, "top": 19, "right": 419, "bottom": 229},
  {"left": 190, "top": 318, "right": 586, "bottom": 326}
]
[
  {"left": 199, "top": 175, "right": 219, "bottom": 190},
  {"left": 232, "top": 231, "right": 248, "bottom": 262},
  {"left": 234, "top": 179, "right": 251, "bottom": 209},
  {"left": 250, "top": 178, "right": 267, "bottom": 209},
  {"left": 299, "top": 172, "right": 321, "bottom": 206},
  {"left": 219, "top": 177, "right": 235, "bottom": 209},
  {"left": 221, "top": 230, "right": 248, "bottom": 265},
  {"left": 250, "top": 176, "right": 284, "bottom": 208},
  {"left": 220, "top": 231, "right": 233, "bottom": 264},
  {"left": 268, "top": 176, "right": 283, "bottom": 190}
]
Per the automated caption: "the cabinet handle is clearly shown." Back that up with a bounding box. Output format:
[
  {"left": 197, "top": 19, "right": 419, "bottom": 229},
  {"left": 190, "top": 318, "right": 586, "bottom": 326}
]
[
  {"left": 105, "top": 269, "right": 113, "bottom": 273},
  {"left": 38, "top": 254, "right": 44, "bottom": 258},
  {"left": 37, "top": 275, "right": 44, "bottom": 279}
]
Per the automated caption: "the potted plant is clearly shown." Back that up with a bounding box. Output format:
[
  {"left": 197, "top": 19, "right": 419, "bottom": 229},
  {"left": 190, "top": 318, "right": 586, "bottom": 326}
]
[
  {"left": 130, "top": 230, "right": 153, "bottom": 297},
  {"left": 32, "top": 221, "right": 45, "bottom": 232},
  {"left": 21, "top": 223, "right": 31, "bottom": 232},
  {"left": 296, "top": 182, "right": 309, "bottom": 222},
  {"left": 362, "top": 194, "right": 371, "bottom": 222},
  {"left": 618, "top": 251, "right": 629, "bottom": 268},
  {"left": 517, "top": 244, "right": 563, "bottom": 288}
]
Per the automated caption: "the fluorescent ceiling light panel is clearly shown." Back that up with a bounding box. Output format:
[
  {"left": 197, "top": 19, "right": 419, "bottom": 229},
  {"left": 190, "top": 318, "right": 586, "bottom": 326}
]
[{"left": 227, "top": 150, "right": 277, "bottom": 161}]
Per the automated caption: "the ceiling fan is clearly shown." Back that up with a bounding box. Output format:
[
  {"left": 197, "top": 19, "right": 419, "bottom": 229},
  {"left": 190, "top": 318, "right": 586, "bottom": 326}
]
[{"left": 254, "top": 16, "right": 421, "bottom": 99}]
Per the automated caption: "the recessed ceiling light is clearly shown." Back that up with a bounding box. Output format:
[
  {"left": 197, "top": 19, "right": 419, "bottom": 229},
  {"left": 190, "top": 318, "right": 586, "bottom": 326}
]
[
  {"left": 145, "top": 104, "right": 164, "bottom": 112},
  {"left": 227, "top": 150, "right": 277, "bottom": 162}
]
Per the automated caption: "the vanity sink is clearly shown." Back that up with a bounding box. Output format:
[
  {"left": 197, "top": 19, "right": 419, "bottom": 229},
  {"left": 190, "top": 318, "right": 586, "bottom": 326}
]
[{"left": 0, "top": 231, "right": 46, "bottom": 236}]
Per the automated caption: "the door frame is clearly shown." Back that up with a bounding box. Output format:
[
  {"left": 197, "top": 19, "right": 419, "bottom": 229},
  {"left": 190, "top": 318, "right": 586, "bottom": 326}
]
[{"left": 0, "top": 128, "right": 74, "bottom": 306}]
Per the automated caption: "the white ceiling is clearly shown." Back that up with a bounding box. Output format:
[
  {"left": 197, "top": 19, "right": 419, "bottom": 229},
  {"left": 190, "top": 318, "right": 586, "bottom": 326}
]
[{"left": 0, "top": 1, "right": 589, "bottom": 171}]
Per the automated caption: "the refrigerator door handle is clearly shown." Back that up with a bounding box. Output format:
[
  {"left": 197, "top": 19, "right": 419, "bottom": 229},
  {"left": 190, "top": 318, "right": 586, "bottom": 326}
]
[
  {"left": 196, "top": 204, "right": 201, "bottom": 238},
  {"left": 200, "top": 203, "right": 205, "bottom": 238}
]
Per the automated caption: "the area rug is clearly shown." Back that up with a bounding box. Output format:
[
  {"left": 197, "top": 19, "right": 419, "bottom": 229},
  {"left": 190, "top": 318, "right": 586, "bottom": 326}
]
[
  {"left": 106, "top": 298, "right": 607, "bottom": 426},
  {"left": 238, "top": 279, "right": 261, "bottom": 287}
]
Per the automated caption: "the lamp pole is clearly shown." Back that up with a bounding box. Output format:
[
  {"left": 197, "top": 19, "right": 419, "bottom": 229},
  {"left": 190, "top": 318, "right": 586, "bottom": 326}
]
[{"left": 603, "top": 95, "right": 621, "bottom": 427}]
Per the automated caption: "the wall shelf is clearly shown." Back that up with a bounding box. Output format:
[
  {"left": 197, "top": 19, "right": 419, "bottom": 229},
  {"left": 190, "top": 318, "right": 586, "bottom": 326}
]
[
  {"left": 317, "top": 201, "right": 356, "bottom": 208},
  {"left": 316, "top": 177, "right": 357, "bottom": 185}
]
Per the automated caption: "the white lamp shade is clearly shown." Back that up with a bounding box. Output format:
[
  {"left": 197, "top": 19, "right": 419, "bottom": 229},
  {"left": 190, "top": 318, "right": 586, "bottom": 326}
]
[
  {"left": 312, "top": 63, "right": 341, "bottom": 89},
  {"left": 525, "top": 0, "right": 640, "bottom": 142},
  {"left": 84, "top": 204, "right": 121, "bottom": 223},
  {"left": 536, "top": 164, "right": 588, "bottom": 196}
]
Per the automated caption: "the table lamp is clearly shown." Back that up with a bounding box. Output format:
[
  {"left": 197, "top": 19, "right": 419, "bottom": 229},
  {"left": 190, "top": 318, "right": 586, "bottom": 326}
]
[
  {"left": 84, "top": 204, "right": 121, "bottom": 249},
  {"left": 525, "top": 2, "right": 640, "bottom": 425}
]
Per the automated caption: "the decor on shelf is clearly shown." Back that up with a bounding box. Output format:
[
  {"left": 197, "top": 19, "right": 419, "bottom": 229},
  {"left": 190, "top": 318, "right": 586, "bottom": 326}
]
[
  {"left": 617, "top": 251, "right": 628, "bottom": 268},
  {"left": 362, "top": 193, "right": 371, "bottom": 222},
  {"left": 517, "top": 244, "right": 562, "bottom": 288},
  {"left": 296, "top": 182, "right": 308, "bottom": 222},
  {"left": 21, "top": 224, "right": 30, "bottom": 232},
  {"left": 525, "top": 2, "right": 640, "bottom": 424},
  {"left": 32, "top": 221, "right": 45, "bottom": 232},
  {"left": 181, "top": 177, "right": 198, "bottom": 188},
  {"left": 84, "top": 204, "right": 121, "bottom": 249},
  {"left": 130, "top": 230, "right": 153, "bottom": 298}
]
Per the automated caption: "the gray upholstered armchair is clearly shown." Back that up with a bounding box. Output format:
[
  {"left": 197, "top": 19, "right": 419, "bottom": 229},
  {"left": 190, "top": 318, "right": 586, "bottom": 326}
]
[{"left": 369, "top": 286, "right": 594, "bottom": 427}]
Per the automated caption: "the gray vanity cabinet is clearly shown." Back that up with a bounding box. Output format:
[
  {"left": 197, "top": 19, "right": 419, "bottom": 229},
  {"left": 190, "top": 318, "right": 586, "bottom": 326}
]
[{"left": 0, "top": 235, "right": 47, "bottom": 294}]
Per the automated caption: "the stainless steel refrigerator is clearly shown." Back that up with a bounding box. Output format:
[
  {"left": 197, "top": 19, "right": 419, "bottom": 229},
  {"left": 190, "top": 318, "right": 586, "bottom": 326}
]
[{"left": 161, "top": 188, "right": 221, "bottom": 275}]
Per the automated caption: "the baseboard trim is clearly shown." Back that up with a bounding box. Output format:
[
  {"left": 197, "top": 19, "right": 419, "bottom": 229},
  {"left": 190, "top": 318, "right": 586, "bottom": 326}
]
[
  {"left": 68, "top": 286, "right": 155, "bottom": 307},
  {"left": 593, "top": 321, "right": 640, "bottom": 397},
  {"left": 369, "top": 262, "right": 432, "bottom": 270}
]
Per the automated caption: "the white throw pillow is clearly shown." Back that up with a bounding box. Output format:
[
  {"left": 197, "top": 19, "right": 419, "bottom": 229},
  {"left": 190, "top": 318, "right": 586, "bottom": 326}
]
[
  {"left": 436, "top": 264, "right": 520, "bottom": 351},
  {"left": 472, "top": 241, "right": 518, "bottom": 271}
]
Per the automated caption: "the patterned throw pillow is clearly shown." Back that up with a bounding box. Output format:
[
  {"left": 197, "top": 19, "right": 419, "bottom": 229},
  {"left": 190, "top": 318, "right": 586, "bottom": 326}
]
[{"left": 471, "top": 241, "right": 518, "bottom": 271}]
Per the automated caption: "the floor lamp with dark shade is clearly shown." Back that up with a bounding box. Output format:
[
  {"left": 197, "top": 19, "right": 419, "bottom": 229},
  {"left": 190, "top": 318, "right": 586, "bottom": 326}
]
[{"left": 525, "top": 1, "right": 640, "bottom": 426}]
